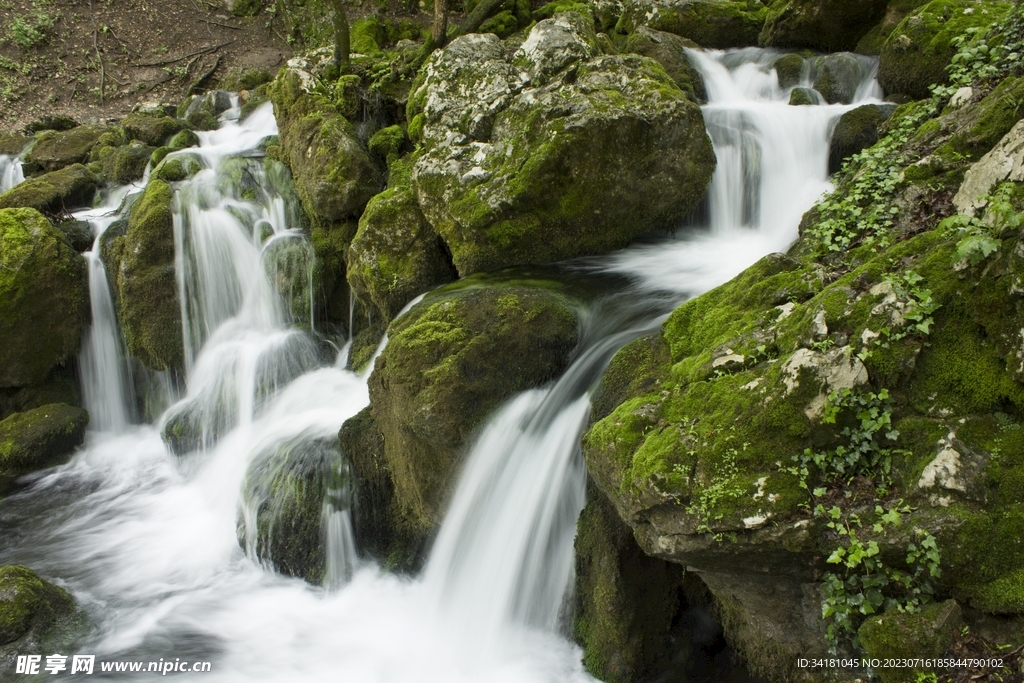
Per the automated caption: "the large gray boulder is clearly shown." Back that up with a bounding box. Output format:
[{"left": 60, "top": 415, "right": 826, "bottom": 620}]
[{"left": 408, "top": 13, "right": 716, "bottom": 276}]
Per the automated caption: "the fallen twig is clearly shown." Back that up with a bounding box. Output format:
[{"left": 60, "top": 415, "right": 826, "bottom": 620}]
[{"left": 135, "top": 41, "right": 232, "bottom": 68}]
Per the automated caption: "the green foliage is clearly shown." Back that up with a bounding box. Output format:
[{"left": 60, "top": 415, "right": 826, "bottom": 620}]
[
  {"left": 934, "top": 3, "right": 1024, "bottom": 98},
  {"left": 7, "top": 1, "right": 57, "bottom": 49},
  {"left": 682, "top": 427, "right": 747, "bottom": 537},
  {"left": 806, "top": 104, "right": 935, "bottom": 254},
  {"left": 858, "top": 270, "right": 941, "bottom": 359},
  {"left": 790, "top": 388, "right": 902, "bottom": 486},
  {"left": 939, "top": 185, "right": 1024, "bottom": 267},
  {"left": 820, "top": 503, "right": 941, "bottom": 652}
]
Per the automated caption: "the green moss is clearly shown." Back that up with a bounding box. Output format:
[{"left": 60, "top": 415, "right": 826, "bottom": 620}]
[
  {"left": 0, "top": 208, "right": 88, "bottom": 388},
  {"left": 858, "top": 600, "right": 962, "bottom": 683},
  {"left": 0, "top": 565, "right": 80, "bottom": 647},
  {"left": 168, "top": 128, "right": 200, "bottom": 151},
  {"left": 772, "top": 53, "right": 804, "bottom": 88},
  {"left": 368, "top": 282, "right": 579, "bottom": 531},
  {"left": 230, "top": 0, "right": 263, "bottom": 17},
  {"left": 102, "top": 143, "right": 153, "bottom": 185},
  {"left": 878, "top": 0, "right": 1012, "bottom": 99},
  {"left": 367, "top": 125, "right": 405, "bottom": 162},
  {"left": 760, "top": 0, "right": 890, "bottom": 52},
  {"left": 25, "top": 124, "right": 109, "bottom": 173},
  {"left": 481, "top": 10, "right": 520, "bottom": 38},
  {"left": 943, "top": 76, "right": 1024, "bottom": 160},
  {"left": 0, "top": 403, "right": 88, "bottom": 485},
  {"left": 788, "top": 86, "right": 815, "bottom": 105},
  {"left": 351, "top": 16, "right": 387, "bottom": 55},
  {"left": 221, "top": 67, "right": 272, "bottom": 92},
  {"left": 120, "top": 113, "right": 184, "bottom": 147},
  {"left": 617, "top": 0, "right": 766, "bottom": 49},
  {"left": 153, "top": 153, "right": 203, "bottom": 183},
  {"left": 112, "top": 179, "right": 184, "bottom": 371},
  {"left": 0, "top": 164, "right": 99, "bottom": 216}
]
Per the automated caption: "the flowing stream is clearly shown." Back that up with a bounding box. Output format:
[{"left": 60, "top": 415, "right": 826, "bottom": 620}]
[
  {"left": 0, "top": 50, "right": 882, "bottom": 681},
  {"left": 0, "top": 152, "right": 24, "bottom": 193}
]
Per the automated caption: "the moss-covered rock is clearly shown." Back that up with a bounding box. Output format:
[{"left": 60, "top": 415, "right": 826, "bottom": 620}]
[
  {"left": 0, "top": 565, "right": 81, "bottom": 649},
  {"left": 180, "top": 90, "right": 233, "bottom": 131},
  {"left": 152, "top": 153, "right": 203, "bottom": 183},
  {"left": 53, "top": 219, "right": 94, "bottom": 252},
  {"left": 829, "top": 103, "right": 897, "bottom": 174},
  {"left": 367, "top": 125, "right": 406, "bottom": 163},
  {"left": 858, "top": 600, "right": 962, "bottom": 683},
  {"left": 0, "top": 132, "right": 30, "bottom": 156},
  {"left": 616, "top": 0, "right": 767, "bottom": 49},
  {"left": 574, "top": 489, "right": 686, "bottom": 683},
  {"left": 854, "top": 0, "right": 931, "bottom": 55},
  {"left": 169, "top": 129, "right": 200, "bottom": 151},
  {"left": 105, "top": 179, "right": 183, "bottom": 372},
  {"left": 120, "top": 113, "right": 185, "bottom": 147},
  {"left": 346, "top": 157, "right": 457, "bottom": 329},
  {"left": 23, "top": 125, "right": 109, "bottom": 174},
  {"left": 878, "top": 0, "right": 1012, "bottom": 100},
  {"left": 0, "top": 208, "right": 88, "bottom": 388},
  {"left": 759, "top": 0, "right": 890, "bottom": 52},
  {"left": 788, "top": 86, "right": 816, "bottom": 105},
  {"left": 410, "top": 17, "right": 715, "bottom": 275},
  {"left": 0, "top": 164, "right": 99, "bottom": 216},
  {"left": 101, "top": 142, "right": 154, "bottom": 185},
  {"left": 0, "top": 371, "right": 80, "bottom": 422},
  {"left": 367, "top": 281, "right": 580, "bottom": 532},
  {"left": 221, "top": 67, "right": 272, "bottom": 92},
  {"left": 623, "top": 26, "right": 707, "bottom": 102},
  {"left": 270, "top": 65, "right": 381, "bottom": 228},
  {"left": 0, "top": 403, "right": 88, "bottom": 485},
  {"left": 772, "top": 52, "right": 804, "bottom": 89},
  {"left": 810, "top": 53, "right": 875, "bottom": 105},
  {"left": 239, "top": 435, "right": 349, "bottom": 585}
]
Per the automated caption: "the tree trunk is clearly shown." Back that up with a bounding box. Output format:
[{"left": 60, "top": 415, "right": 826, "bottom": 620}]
[
  {"left": 330, "top": 0, "right": 350, "bottom": 70},
  {"left": 432, "top": 0, "right": 449, "bottom": 48}
]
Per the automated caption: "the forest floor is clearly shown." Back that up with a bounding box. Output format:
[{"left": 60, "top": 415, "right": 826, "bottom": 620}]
[{"left": 0, "top": 0, "right": 294, "bottom": 130}]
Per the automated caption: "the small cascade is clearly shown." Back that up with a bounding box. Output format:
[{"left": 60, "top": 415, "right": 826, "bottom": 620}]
[
  {"left": 77, "top": 185, "right": 143, "bottom": 433},
  {"left": 0, "top": 152, "right": 24, "bottom": 193}
]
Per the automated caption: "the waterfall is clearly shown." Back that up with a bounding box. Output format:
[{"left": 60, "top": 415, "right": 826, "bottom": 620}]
[
  {"left": 0, "top": 153, "right": 24, "bottom": 192},
  {"left": 0, "top": 49, "right": 884, "bottom": 682}
]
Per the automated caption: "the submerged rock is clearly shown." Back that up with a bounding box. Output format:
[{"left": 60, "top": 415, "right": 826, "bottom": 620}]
[
  {"left": 0, "top": 208, "right": 88, "bottom": 388},
  {"left": 368, "top": 281, "right": 580, "bottom": 533},
  {"left": 239, "top": 435, "right": 351, "bottom": 585},
  {"left": 410, "top": 14, "right": 715, "bottom": 275},
  {"left": 0, "top": 404, "right": 88, "bottom": 490}
]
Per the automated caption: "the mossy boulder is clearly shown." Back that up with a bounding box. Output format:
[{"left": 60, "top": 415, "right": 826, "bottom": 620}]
[
  {"left": 54, "top": 219, "right": 94, "bottom": 252},
  {"left": 23, "top": 125, "right": 109, "bottom": 174},
  {"left": 104, "top": 179, "right": 183, "bottom": 372},
  {"left": 0, "top": 565, "right": 82, "bottom": 650},
  {"left": 623, "top": 26, "right": 707, "bottom": 102},
  {"left": 574, "top": 490, "right": 686, "bottom": 683},
  {"left": 809, "top": 53, "right": 875, "bottom": 105},
  {"left": 221, "top": 67, "right": 272, "bottom": 92},
  {"left": 239, "top": 435, "right": 349, "bottom": 585},
  {"left": 179, "top": 90, "right": 233, "bottom": 131},
  {"left": 410, "top": 17, "right": 715, "bottom": 275},
  {"left": 759, "top": 0, "right": 890, "bottom": 52},
  {"left": 269, "top": 65, "right": 381, "bottom": 228},
  {"left": 120, "top": 113, "right": 185, "bottom": 147},
  {"left": 346, "top": 157, "right": 457, "bottom": 329},
  {"left": 168, "top": 129, "right": 200, "bottom": 151},
  {"left": 858, "top": 600, "right": 962, "bottom": 683},
  {"left": 854, "top": 0, "right": 932, "bottom": 55},
  {"left": 0, "top": 132, "right": 30, "bottom": 156},
  {"left": 828, "top": 103, "right": 896, "bottom": 174},
  {"left": 616, "top": 0, "right": 767, "bottom": 49},
  {"left": 772, "top": 52, "right": 804, "bottom": 89},
  {"left": 0, "top": 208, "right": 88, "bottom": 388},
  {"left": 367, "top": 281, "right": 580, "bottom": 533},
  {"left": 152, "top": 153, "right": 203, "bottom": 183},
  {"left": 100, "top": 142, "right": 154, "bottom": 185},
  {"left": 0, "top": 164, "right": 99, "bottom": 216},
  {"left": 788, "top": 86, "right": 816, "bottom": 105},
  {"left": 0, "top": 404, "right": 88, "bottom": 488},
  {"left": 878, "top": 0, "right": 1012, "bottom": 100}
]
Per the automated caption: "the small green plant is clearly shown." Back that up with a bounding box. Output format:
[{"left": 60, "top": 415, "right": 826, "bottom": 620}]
[
  {"left": 940, "top": 185, "right": 1024, "bottom": 267},
  {"left": 7, "top": 2, "right": 57, "bottom": 49},
  {"left": 820, "top": 503, "right": 941, "bottom": 651},
  {"left": 680, "top": 428, "right": 746, "bottom": 538}
]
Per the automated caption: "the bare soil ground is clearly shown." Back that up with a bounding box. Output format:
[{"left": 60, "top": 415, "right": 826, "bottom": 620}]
[{"left": 0, "top": 0, "right": 292, "bottom": 131}]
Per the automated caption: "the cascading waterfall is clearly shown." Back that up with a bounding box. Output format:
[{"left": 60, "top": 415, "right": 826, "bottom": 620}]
[
  {"left": 0, "top": 49, "right": 884, "bottom": 682},
  {"left": 0, "top": 152, "right": 24, "bottom": 193}
]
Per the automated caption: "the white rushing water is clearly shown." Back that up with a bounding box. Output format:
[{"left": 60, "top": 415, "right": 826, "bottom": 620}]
[
  {"left": 0, "top": 152, "right": 25, "bottom": 193},
  {"left": 1, "top": 50, "right": 883, "bottom": 682}
]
